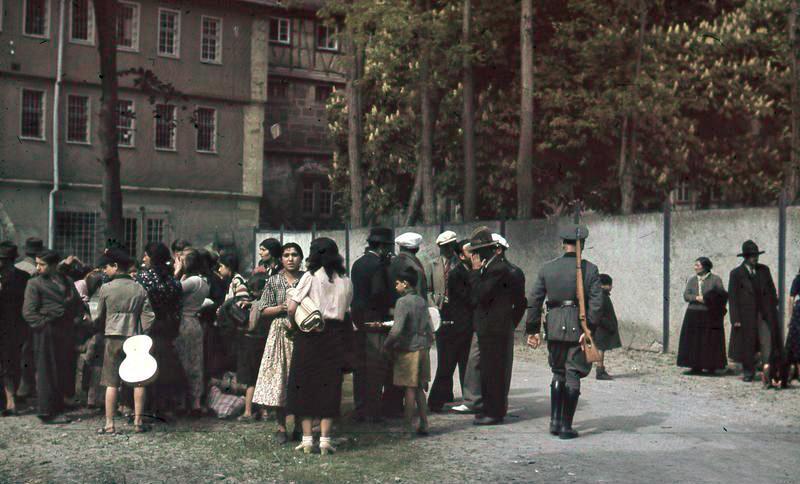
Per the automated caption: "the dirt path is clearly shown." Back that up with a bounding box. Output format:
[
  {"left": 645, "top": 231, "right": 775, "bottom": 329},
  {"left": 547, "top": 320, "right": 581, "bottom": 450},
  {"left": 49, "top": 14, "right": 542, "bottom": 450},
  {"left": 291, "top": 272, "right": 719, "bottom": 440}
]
[{"left": 1, "top": 340, "right": 798, "bottom": 483}]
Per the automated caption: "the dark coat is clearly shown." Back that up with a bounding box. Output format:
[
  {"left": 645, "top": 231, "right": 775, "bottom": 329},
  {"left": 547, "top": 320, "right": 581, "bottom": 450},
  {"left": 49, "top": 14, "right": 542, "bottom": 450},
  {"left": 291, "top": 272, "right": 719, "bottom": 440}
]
[
  {"left": 727, "top": 263, "right": 780, "bottom": 363},
  {"left": 594, "top": 290, "right": 622, "bottom": 351},
  {"left": 469, "top": 257, "right": 526, "bottom": 337},
  {"left": 0, "top": 267, "right": 30, "bottom": 378},
  {"left": 350, "top": 251, "right": 394, "bottom": 330},
  {"left": 440, "top": 262, "right": 473, "bottom": 334}
]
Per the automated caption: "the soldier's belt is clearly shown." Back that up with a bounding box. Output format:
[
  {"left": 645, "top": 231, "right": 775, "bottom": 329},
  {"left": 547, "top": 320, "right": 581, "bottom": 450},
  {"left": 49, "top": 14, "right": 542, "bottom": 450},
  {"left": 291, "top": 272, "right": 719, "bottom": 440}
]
[{"left": 546, "top": 300, "right": 576, "bottom": 309}]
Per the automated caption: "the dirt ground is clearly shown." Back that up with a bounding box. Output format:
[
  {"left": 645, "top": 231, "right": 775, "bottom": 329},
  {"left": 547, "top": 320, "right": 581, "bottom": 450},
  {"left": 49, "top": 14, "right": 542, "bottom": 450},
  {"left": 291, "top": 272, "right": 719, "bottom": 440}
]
[{"left": 1, "top": 338, "right": 799, "bottom": 483}]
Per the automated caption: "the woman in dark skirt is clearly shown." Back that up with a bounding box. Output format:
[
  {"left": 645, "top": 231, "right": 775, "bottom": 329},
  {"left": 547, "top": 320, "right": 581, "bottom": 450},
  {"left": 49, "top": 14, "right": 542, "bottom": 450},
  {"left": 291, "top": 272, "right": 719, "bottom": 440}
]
[
  {"left": 677, "top": 257, "right": 728, "bottom": 374},
  {"left": 594, "top": 274, "right": 622, "bottom": 380},
  {"left": 783, "top": 273, "right": 800, "bottom": 383},
  {"left": 287, "top": 238, "right": 353, "bottom": 455}
]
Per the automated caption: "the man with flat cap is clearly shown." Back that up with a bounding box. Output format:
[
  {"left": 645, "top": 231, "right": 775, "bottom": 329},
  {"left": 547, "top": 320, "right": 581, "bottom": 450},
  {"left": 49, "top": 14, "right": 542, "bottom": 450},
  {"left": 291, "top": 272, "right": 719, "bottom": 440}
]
[
  {"left": 728, "top": 240, "right": 782, "bottom": 385},
  {"left": 351, "top": 227, "right": 398, "bottom": 421},
  {"left": 468, "top": 227, "right": 526, "bottom": 425},
  {"left": 390, "top": 233, "right": 429, "bottom": 299},
  {"left": 526, "top": 223, "right": 602, "bottom": 439}
]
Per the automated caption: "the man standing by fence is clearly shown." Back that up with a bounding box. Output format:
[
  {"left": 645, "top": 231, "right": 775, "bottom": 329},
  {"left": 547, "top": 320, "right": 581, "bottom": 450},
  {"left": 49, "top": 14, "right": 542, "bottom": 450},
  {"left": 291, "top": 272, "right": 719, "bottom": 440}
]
[{"left": 526, "top": 224, "right": 602, "bottom": 439}]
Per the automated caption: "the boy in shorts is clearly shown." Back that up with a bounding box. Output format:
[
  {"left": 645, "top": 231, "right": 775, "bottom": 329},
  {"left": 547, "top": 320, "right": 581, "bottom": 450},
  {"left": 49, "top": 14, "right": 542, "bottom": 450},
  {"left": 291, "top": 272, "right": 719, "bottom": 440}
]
[
  {"left": 95, "top": 249, "right": 148, "bottom": 434},
  {"left": 384, "top": 266, "right": 434, "bottom": 436}
]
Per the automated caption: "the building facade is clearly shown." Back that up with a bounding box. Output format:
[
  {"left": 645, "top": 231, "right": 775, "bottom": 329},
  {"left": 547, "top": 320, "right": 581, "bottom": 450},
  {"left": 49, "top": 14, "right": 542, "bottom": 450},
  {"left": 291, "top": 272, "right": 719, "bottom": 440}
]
[
  {"left": 260, "top": 1, "right": 344, "bottom": 230},
  {"left": 0, "top": 0, "right": 270, "bottom": 266}
]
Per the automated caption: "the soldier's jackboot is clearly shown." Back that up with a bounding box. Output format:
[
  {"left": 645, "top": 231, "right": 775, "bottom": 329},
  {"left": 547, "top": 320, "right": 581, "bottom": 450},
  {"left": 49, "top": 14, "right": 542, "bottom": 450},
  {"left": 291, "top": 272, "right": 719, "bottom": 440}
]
[
  {"left": 559, "top": 388, "right": 580, "bottom": 440},
  {"left": 549, "top": 381, "right": 564, "bottom": 435}
]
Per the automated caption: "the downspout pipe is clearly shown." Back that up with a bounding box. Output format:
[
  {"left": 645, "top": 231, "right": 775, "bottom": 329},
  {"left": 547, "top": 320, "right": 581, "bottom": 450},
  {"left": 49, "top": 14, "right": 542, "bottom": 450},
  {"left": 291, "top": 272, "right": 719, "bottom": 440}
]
[{"left": 48, "top": 0, "right": 66, "bottom": 249}]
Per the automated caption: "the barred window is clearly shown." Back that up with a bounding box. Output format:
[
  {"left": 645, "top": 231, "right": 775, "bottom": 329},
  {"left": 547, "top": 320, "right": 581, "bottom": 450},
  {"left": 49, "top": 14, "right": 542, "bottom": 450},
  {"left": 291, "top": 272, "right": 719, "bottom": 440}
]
[
  {"left": 146, "top": 219, "right": 165, "bottom": 244},
  {"left": 69, "top": 0, "right": 94, "bottom": 44},
  {"left": 24, "top": 0, "right": 49, "bottom": 37},
  {"left": 124, "top": 217, "right": 138, "bottom": 258},
  {"left": 301, "top": 180, "right": 315, "bottom": 215},
  {"left": 269, "top": 17, "right": 290, "bottom": 45},
  {"left": 316, "top": 24, "right": 337, "bottom": 51},
  {"left": 201, "top": 16, "right": 222, "bottom": 63},
  {"left": 158, "top": 8, "right": 180, "bottom": 58},
  {"left": 55, "top": 211, "right": 98, "bottom": 266},
  {"left": 154, "top": 104, "right": 176, "bottom": 150},
  {"left": 21, "top": 89, "right": 45, "bottom": 140},
  {"left": 116, "top": 1, "right": 139, "bottom": 51},
  {"left": 195, "top": 107, "right": 216, "bottom": 153},
  {"left": 116, "top": 99, "right": 135, "bottom": 147},
  {"left": 66, "top": 95, "right": 90, "bottom": 144}
]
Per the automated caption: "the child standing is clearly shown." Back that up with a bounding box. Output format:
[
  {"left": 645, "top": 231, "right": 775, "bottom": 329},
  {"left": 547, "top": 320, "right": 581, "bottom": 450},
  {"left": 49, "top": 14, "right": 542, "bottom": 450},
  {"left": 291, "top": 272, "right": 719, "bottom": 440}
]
[
  {"left": 384, "top": 266, "right": 434, "bottom": 436},
  {"left": 595, "top": 274, "right": 622, "bottom": 380}
]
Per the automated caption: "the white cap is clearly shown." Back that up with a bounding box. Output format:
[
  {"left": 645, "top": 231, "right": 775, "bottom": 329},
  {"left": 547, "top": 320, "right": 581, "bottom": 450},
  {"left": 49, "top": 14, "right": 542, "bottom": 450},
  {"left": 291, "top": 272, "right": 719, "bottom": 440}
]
[
  {"left": 492, "top": 233, "right": 509, "bottom": 249},
  {"left": 435, "top": 230, "right": 458, "bottom": 246},
  {"left": 395, "top": 232, "right": 423, "bottom": 249}
]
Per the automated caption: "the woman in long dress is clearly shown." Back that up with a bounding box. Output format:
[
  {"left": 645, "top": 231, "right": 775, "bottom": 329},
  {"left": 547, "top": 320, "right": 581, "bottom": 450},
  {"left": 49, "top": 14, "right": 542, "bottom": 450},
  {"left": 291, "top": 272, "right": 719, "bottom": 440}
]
[
  {"left": 174, "top": 249, "right": 210, "bottom": 414},
  {"left": 252, "top": 243, "right": 304, "bottom": 443},
  {"left": 677, "top": 257, "right": 728, "bottom": 374},
  {"left": 287, "top": 238, "right": 353, "bottom": 455}
]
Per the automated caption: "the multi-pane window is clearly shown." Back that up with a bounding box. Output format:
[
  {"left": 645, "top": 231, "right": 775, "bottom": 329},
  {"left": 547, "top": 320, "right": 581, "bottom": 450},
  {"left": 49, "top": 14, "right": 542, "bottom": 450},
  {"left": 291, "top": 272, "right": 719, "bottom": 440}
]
[
  {"left": 116, "top": 99, "right": 135, "bottom": 147},
  {"left": 269, "top": 17, "right": 290, "bottom": 44},
  {"left": 116, "top": 1, "right": 139, "bottom": 51},
  {"left": 315, "top": 85, "right": 333, "bottom": 104},
  {"left": 301, "top": 180, "right": 315, "bottom": 215},
  {"left": 316, "top": 24, "right": 338, "bottom": 51},
  {"left": 69, "top": 0, "right": 94, "bottom": 44},
  {"left": 154, "top": 104, "right": 177, "bottom": 150},
  {"left": 674, "top": 181, "right": 692, "bottom": 204},
  {"left": 268, "top": 81, "right": 289, "bottom": 100},
  {"left": 195, "top": 107, "right": 217, "bottom": 153},
  {"left": 66, "top": 95, "right": 90, "bottom": 143},
  {"left": 124, "top": 217, "right": 138, "bottom": 258},
  {"left": 21, "top": 89, "right": 46, "bottom": 140},
  {"left": 319, "top": 182, "right": 333, "bottom": 216},
  {"left": 301, "top": 178, "right": 334, "bottom": 217},
  {"left": 24, "top": 0, "right": 49, "bottom": 37},
  {"left": 146, "top": 219, "right": 165, "bottom": 244},
  {"left": 200, "top": 16, "right": 222, "bottom": 63},
  {"left": 55, "top": 211, "right": 98, "bottom": 266},
  {"left": 158, "top": 8, "right": 180, "bottom": 58}
]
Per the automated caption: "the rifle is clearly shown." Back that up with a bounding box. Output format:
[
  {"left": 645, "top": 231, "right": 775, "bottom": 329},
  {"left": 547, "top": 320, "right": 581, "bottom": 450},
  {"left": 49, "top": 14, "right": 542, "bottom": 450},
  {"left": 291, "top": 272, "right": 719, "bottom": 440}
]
[{"left": 575, "top": 229, "right": 601, "bottom": 363}]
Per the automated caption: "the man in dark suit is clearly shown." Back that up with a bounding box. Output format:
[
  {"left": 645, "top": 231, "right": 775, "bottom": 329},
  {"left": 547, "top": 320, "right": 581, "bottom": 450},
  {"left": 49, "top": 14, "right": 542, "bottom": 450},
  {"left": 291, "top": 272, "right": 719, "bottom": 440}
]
[
  {"left": 526, "top": 224, "right": 603, "bottom": 440},
  {"left": 351, "top": 227, "right": 397, "bottom": 421},
  {"left": 0, "top": 242, "right": 31, "bottom": 415},
  {"left": 467, "top": 227, "right": 526, "bottom": 426},
  {"left": 728, "top": 240, "right": 782, "bottom": 384}
]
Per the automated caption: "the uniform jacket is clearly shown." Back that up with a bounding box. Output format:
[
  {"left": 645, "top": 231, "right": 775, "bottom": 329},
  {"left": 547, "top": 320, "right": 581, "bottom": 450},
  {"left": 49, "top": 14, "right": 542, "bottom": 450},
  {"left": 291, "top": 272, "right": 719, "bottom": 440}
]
[
  {"left": 95, "top": 274, "right": 148, "bottom": 337},
  {"left": 22, "top": 272, "right": 84, "bottom": 331},
  {"left": 350, "top": 250, "right": 394, "bottom": 331},
  {"left": 469, "top": 257, "right": 526, "bottom": 336},
  {"left": 525, "top": 253, "right": 602, "bottom": 343},
  {"left": 727, "top": 262, "right": 780, "bottom": 362},
  {"left": 389, "top": 252, "right": 429, "bottom": 302}
]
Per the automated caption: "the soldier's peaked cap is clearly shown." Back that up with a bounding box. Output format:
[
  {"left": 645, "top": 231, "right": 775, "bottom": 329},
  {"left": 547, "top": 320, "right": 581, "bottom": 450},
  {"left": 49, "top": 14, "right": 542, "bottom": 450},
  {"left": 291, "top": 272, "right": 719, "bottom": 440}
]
[{"left": 558, "top": 223, "right": 589, "bottom": 241}]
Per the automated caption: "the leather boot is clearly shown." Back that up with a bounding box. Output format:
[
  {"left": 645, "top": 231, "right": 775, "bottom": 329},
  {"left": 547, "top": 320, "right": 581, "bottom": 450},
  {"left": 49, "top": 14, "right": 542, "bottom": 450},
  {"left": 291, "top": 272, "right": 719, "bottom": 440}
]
[
  {"left": 549, "top": 381, "right": 564, "bottom": 435},
  {"left": 559, "top": 388, "right": 580, "bottom": 440}
]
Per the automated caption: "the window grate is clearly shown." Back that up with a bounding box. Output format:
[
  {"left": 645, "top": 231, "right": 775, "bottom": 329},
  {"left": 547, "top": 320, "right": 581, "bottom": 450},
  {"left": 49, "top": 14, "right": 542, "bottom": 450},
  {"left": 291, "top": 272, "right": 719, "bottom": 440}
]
[
  {"left": 158, "top": 9, "right": 180, "bottom": 57},
  {"left": 67, "top": 95, "right": 90, "bottom": 143},
  {"left": 195, "top": 107, "right": 216, "bottom": 152},
  {"left": 201, "top": 16, "right": 221, "bottom": 63},
  {"left": 116, "top": 2, "right": 139, "bottom": 50},
  {"left": 155, "top": 104, "right": 176, "bottom": 150},
  {"left": 55, "top": 211, "right": 98, "bottom": 266},
  {"left": 116, "top": 99, "right": 135, "bottom": 147},
  {"left": 25, "top": 0, "right": 48, "bottom": 37},
  {"left": 21, "top": 89, "right": 45, "bottom": 139}
]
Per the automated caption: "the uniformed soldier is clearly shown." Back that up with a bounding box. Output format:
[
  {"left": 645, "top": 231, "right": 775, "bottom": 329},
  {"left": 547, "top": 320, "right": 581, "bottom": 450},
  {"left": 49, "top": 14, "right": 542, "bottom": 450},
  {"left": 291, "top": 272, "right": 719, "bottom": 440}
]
[{"left": 525, "top": 223, "right": 602, "bottom": 439}]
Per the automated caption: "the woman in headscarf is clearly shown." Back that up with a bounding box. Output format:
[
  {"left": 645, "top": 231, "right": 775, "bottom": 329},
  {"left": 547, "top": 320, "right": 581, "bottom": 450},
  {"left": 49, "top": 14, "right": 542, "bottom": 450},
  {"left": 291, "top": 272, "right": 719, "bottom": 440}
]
[
  {"left": 287, "top": 238, "right": 353, "bottom": 455},
  {"left": 137, "top": 242, "right": 184, "bottom": 420},
  {"left": 252, "top": 243, "right": 305, "bottom": 442},
  {"left": 677, "top": 257, "right": 728, "bottom": 374}
]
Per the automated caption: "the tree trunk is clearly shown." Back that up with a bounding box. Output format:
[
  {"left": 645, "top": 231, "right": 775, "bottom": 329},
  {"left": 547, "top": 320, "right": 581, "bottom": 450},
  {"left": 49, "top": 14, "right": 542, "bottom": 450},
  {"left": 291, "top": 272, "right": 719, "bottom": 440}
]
[
  {"left": 95, "top": 0, "right": 123, "bottom": 244},
  {"left": 346, "top": 29, "right": 365, "bottom": 227},
  {"left": 404, "top": 165, "right": 423, "bottom": 226},
  {"left": 516, "top": 0, "right": 534, "bottom": 219},
  {"left": 462, "top": 0, "right": 477, "bottom": 222},
  {"left": 619, "top": 0, "right": 647, "bottom": 215},
  {"left": 419, "top": 0, "right": 436, "bottom": 225},
  {"left": 788, "top": 0, "right": 800, "bottom": 202}
]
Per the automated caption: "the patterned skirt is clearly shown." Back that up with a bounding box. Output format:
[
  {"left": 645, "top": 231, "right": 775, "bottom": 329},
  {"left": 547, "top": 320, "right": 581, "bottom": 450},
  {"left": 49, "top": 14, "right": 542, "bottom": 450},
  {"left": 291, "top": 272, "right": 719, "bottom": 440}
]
[{"left": 252, "top": 320, "right": 294, "bottom": 407}]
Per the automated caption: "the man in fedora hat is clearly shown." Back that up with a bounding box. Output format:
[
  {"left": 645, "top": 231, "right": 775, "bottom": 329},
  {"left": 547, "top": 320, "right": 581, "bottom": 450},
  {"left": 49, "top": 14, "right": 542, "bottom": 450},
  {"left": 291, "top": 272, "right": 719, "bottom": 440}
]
[
  {"left": 15, "top": 237, "right": 44, "bottom": 277},
  {"left": 728, "top": 240, "right": 782, "bottom": 385},
  {"left": 526, "top": 223, "right": 602, "bottom": 439},
  {"left": 351, "top": 227, "right": 401, "bottom": 421},
  {"left": 467, "top": 227, "right": 526, "bottom": 425},
  {"left": 0, "top": 241, "right": 31, "bottom": 415}
]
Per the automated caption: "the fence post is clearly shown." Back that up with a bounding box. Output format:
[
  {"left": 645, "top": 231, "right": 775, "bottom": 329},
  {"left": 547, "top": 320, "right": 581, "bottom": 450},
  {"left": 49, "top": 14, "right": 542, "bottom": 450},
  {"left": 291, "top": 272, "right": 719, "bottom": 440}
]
[
  {"left": 573, "top": 201, "right": 581, "bottom": 224},
  {"left": 279, "top": 224, "right": 284, "bottom": 245},
  {"left": 345, "top": 222, "right": 351, "bottom": 275},
  {"left": 500, "top": 218, "right": 506, "bottom": 237},
  {"left": 779, "top": 190, "right": 787, "bottom": 339},
  {"left": 662, "top": 199, "right": 671, "bottom": 353},
  {"left": 311, "top": 222, "right": 317, "bottom": 241}
]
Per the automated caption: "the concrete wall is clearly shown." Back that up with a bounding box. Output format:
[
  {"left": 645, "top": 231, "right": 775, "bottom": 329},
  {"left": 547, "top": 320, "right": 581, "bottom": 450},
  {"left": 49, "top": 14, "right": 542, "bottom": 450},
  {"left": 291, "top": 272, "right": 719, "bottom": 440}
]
[{"left": 256, "top": 205, "right": 793, "bottom": 352}]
